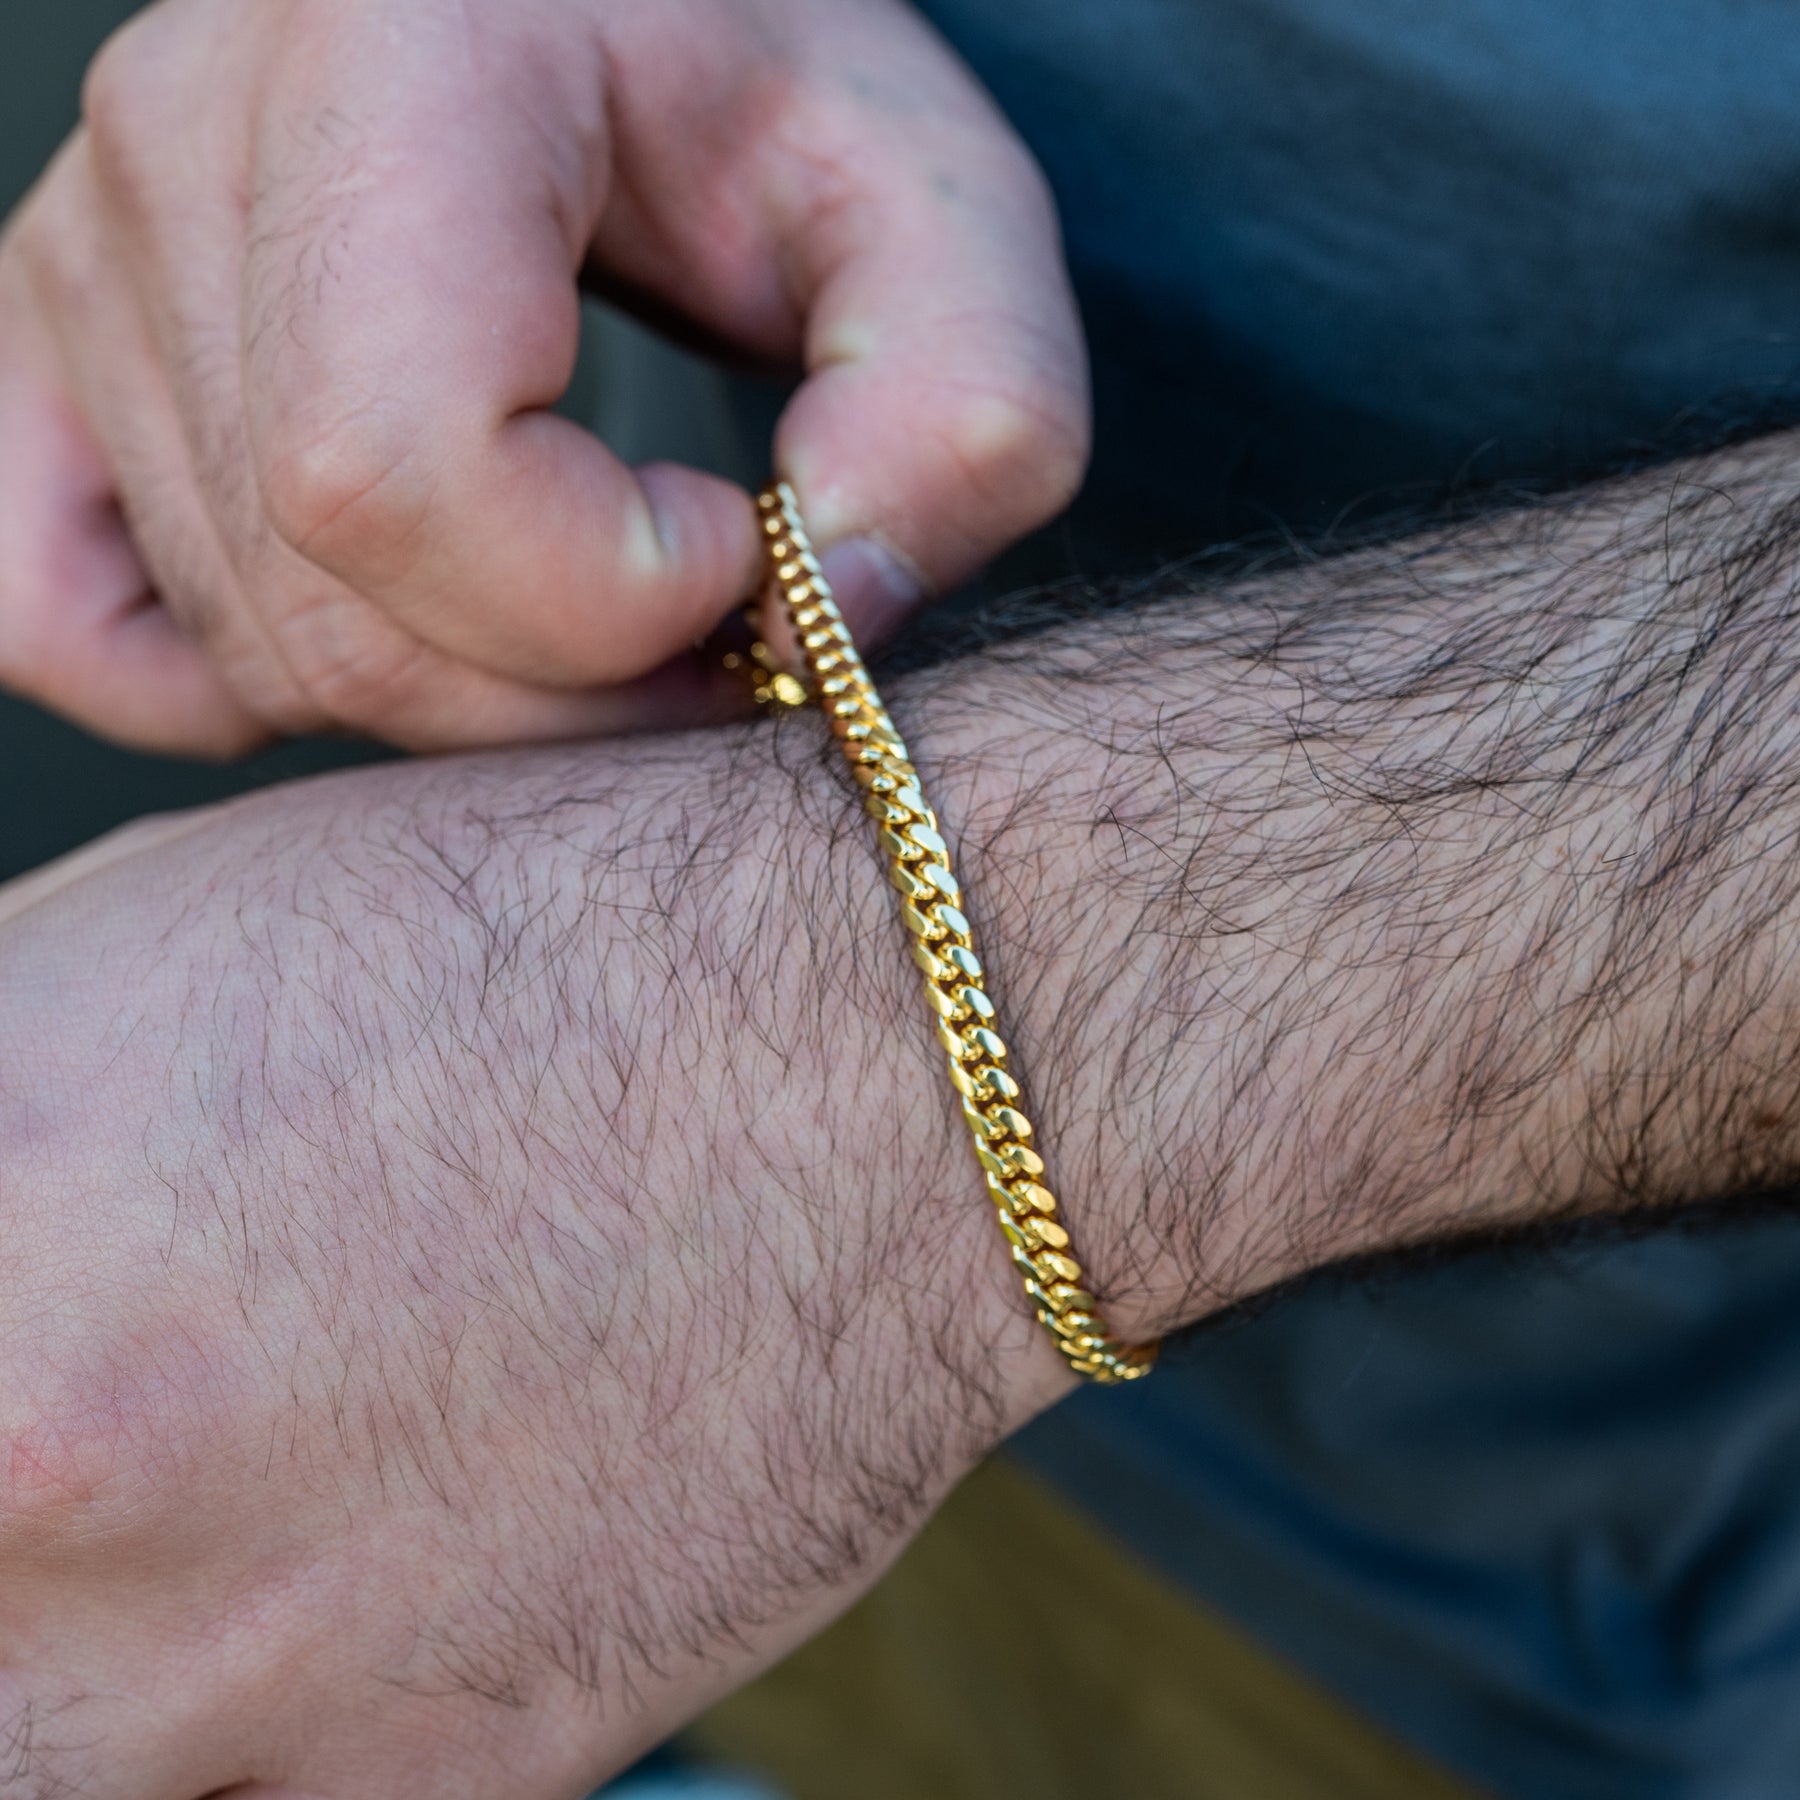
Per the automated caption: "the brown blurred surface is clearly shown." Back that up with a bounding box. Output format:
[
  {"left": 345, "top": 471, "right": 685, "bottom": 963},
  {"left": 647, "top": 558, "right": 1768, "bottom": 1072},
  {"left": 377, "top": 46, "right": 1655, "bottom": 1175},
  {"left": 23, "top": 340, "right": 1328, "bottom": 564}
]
[{"left": 690, "top": 1458, "right": 1484, "bottom": 1800}]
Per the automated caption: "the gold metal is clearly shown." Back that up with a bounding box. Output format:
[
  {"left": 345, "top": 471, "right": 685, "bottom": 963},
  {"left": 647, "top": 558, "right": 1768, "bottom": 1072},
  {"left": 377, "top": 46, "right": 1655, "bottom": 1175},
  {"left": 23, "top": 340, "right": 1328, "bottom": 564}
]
[{"left": 754, "top": 481, "right": 1157, "bottom": 1385}]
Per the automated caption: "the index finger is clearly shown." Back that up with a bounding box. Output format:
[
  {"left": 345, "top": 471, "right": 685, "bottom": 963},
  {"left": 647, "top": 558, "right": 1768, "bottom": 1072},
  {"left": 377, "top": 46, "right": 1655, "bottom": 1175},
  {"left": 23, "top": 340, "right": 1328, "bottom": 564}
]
[{"left": 769, "top": 37, "right": 1091, "bottom": 637}]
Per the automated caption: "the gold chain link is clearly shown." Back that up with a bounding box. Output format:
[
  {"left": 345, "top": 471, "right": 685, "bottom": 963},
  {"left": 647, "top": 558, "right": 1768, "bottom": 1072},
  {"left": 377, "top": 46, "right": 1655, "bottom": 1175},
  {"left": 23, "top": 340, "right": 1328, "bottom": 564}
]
[{"left": 756, "top": 482, "right": 1156, "bottom": 1384}]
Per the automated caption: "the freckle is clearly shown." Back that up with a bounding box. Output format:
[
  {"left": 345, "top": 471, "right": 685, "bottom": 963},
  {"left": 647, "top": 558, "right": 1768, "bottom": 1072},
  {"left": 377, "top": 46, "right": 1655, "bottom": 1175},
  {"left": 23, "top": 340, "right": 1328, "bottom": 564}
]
[{"left": 1752, "top": 1109, "right": 1785, "bottom": 1131}]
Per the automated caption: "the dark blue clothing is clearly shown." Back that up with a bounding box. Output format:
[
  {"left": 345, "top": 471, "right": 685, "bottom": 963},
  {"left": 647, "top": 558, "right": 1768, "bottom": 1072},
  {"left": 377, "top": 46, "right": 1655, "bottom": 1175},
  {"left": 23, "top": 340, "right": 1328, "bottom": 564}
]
[
  {"left": 905, "top": 2, "right": 1800, "bottom": 1795},
  {"left": 1024, "top": 1227, "right": 1800, "bottom": 1799},
  {"left": 924, "top": 0, "right": 1800, "bottom": 566}
]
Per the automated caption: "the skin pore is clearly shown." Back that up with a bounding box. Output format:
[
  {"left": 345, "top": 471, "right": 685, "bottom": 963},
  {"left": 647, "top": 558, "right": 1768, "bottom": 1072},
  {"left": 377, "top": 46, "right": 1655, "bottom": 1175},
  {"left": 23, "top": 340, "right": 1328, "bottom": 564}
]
[{"left": 4, "top": 429, "right": 1800, "bottom": 1794}]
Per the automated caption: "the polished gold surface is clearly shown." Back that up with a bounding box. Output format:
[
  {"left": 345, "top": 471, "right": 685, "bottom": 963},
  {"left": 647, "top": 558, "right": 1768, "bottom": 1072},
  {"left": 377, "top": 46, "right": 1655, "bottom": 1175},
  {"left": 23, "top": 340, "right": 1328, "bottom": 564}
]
[{"left": 756, "top": 482, "right": 1156, "bottom": 1384}]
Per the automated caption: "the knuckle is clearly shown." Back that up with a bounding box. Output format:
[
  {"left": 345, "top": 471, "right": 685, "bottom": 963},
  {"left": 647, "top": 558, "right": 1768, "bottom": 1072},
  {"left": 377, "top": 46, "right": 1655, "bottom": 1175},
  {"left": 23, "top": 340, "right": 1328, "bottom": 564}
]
[
  {"left": 207, "top": 622, "right": 332, "bottom": 738},
  {"left": 938, "top": 374, "right": 1090, "bottom": 530},
  {"left": 279, "top": 591, "right": 429, "bottom": 726},
  {"left": 305, "top": 647, "right": 423, "bottom": 728},
  {"left": 298, "top": 649, "right": 401, "bottom": 725},
  {"left": 258, "top": 416, "right": 426, "bottom": 575},
  {"left": 79, "top": 18, "right": 159, "bottom": 182}
]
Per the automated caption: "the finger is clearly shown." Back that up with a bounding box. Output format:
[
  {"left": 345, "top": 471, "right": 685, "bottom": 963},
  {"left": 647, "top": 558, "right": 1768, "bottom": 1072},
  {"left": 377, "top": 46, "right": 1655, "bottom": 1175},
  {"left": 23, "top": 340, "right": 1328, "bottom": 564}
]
[
  {"left": 73, "top": 48, "right": 753, "bottom": 754},
  {"left": 3, "top": 141, "right": 320, "bottom": 749},
  {"left": 768, "top": 17, "right": 1091, "bottom": 641},
  {"left": 0, "top": 369, "right": 266, "bottom": 758},
  {"left": 260, "top": 579, "right": 755, "bottom": 750},
  {"left": 0, "top": 226, "right": 267, "bottom": 757},
  {"left": 236, "top": 25, "right": 762, "bottom": 692}
]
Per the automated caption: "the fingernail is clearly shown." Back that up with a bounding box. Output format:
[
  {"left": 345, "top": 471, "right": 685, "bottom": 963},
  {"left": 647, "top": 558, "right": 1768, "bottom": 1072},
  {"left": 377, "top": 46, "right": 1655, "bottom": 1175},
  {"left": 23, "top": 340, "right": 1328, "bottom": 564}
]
[{"left": 819, "top": 536, "right": 926, "bottom": 649}]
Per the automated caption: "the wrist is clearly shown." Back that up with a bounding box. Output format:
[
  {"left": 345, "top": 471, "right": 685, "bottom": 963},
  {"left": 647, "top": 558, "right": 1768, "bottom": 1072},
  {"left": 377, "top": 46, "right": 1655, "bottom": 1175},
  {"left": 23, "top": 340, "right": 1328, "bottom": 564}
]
[
  {"left": 876, "top": 649, "right": 1208, "bottom": 1344},
  {"left": 884, "top": 460, "right": 1800, "bottom": 1348},
  {"left": 886, "top": 615, "right": 1588, "bottom": 1342},
  {"left": 756, "top": 703, "right": 1081, "bottom": 1422}
]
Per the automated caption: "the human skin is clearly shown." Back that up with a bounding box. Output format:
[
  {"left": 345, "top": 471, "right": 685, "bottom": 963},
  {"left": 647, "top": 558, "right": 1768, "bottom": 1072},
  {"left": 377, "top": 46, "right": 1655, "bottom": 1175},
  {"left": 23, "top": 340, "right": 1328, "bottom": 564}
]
[
  {"left": 0, "top": 0, "right": 1087, "bottom": 753},
  {"left": 6, "top": 433, "right": 1800, "bottom": 1797}
]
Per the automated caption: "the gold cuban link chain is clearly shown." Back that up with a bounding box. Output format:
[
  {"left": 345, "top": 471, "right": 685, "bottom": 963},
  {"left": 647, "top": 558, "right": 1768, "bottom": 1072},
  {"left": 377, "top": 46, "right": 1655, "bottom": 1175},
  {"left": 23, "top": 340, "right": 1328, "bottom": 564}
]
[{"left": 755, "top": 482, "right": 1156, "bottom": 1384}]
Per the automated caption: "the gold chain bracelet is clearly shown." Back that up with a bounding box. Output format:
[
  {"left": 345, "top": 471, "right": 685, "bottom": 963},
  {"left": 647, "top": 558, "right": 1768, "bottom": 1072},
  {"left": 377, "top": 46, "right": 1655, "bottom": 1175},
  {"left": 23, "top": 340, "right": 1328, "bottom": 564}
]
[{"left": 754, "top": 482, "right": 1156, "bottom": 1384}]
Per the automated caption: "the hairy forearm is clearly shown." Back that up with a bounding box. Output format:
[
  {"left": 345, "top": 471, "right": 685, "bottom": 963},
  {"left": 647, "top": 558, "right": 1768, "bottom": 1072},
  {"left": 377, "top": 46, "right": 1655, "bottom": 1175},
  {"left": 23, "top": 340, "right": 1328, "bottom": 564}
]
[
  {"left": 9, "top": 432, "right": 1800, "bottom": 1789},
  {"left": 899, "top": 433, "right": 1800, "bottom": 1338},
  {"left": 0, "top": 710, "right": 1060, "bottom": 1782}
]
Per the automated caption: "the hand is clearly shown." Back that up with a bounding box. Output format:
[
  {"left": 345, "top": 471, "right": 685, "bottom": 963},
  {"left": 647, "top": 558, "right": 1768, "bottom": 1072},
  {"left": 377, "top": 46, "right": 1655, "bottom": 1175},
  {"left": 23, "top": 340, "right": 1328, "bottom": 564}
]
[
  {"left": 0, "top": 0, "right": 1088, "bottom": 755},
  {"left": 0, "top": 732, "right": 1074, "bottom": 1798}
]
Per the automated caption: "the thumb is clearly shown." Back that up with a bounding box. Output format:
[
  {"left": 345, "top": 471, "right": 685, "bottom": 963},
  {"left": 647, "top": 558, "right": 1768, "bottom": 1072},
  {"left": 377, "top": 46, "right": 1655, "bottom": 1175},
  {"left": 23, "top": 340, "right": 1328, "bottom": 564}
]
[{"left": 771, "top": 64, "right": 1090, "bottom": 641}]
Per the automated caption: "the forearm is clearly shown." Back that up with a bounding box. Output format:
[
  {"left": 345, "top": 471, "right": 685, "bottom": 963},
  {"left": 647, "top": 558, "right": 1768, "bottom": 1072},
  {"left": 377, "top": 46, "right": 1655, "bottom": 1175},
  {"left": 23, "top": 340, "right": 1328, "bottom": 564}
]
[
  {"left": 9, "top": 430, "right": 1800, "bottom": 1789},
  {"left": 905, "top": 432, "right": 1800, "bottom": 1340}
]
